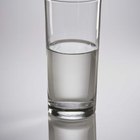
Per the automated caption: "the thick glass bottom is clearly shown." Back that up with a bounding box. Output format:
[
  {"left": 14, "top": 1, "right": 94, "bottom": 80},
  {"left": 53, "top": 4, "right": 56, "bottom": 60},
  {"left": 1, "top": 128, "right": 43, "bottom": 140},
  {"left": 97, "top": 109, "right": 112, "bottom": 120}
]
[{"left": 48, "top": 101, "right": 96, "bottom": 120}]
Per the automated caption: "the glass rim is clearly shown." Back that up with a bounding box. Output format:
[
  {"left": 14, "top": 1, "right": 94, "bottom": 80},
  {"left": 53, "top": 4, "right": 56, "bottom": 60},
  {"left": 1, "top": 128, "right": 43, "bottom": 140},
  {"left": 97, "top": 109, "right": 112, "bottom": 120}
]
[{"left": 47, "top": 0, "right": 98, "bottom": 3}]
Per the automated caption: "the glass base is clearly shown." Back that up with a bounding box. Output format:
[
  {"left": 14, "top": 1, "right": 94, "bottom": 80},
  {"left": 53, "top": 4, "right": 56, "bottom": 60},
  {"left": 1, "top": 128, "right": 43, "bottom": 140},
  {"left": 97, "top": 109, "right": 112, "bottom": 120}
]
[{"left": 48, "top": 101, "right": 95, "bottom": 120}]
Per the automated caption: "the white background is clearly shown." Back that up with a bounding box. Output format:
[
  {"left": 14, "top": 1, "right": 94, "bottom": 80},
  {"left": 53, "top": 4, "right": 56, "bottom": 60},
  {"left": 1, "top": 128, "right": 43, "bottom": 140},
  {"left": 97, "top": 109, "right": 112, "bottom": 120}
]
[{"left": 0, "top": 0, "right": 140, "bottom": 140}]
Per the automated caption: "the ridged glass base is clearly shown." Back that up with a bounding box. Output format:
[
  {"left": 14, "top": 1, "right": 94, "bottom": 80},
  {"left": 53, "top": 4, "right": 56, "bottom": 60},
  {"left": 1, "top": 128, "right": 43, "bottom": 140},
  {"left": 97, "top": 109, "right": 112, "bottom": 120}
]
[{"left": 48, "top": 101, "right": 95, "bottom": 120}]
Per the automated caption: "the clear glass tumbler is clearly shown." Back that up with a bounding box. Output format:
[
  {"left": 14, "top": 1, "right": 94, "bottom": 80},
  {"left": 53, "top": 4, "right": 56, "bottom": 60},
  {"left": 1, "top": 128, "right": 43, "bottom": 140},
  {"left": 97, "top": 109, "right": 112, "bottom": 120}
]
[{"left": 45, "top": 0, "right": 102, "bottom": 120}]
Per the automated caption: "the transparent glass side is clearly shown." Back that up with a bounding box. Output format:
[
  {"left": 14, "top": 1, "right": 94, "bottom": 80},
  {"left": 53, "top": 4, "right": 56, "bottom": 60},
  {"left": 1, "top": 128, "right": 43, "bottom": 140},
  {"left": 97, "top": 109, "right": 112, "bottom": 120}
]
[{"left": 45, "top": 0, "right": 98, "bottom": 44}]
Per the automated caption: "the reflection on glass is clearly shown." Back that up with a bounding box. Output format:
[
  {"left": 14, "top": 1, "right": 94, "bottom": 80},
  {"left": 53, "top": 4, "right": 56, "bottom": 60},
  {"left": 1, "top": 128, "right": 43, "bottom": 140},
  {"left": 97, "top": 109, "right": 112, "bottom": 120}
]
[{"left": 48, "top": 114, "right": 96, "bottom": 140}]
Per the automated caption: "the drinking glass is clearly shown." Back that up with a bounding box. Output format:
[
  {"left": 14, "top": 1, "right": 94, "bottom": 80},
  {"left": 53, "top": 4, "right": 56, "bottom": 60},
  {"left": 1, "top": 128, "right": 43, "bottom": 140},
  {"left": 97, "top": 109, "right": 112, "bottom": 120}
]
[{"left": 45, "top": 0, "right": 102, "bottom": 120}]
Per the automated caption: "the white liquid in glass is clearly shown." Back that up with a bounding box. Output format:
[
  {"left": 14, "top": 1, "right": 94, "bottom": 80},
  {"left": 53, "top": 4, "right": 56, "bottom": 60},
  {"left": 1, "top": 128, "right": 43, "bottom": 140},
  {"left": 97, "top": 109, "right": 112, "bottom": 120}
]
[{"left": 48, "top": 40, "right": 98, "bottom": 109}]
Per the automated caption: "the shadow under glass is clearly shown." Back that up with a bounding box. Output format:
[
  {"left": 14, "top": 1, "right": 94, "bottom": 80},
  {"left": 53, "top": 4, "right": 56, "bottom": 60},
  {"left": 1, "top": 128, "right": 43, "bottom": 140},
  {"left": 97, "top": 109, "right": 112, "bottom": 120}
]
[{"left": 48, "top": 114, "right": 96, "bottom": 140}]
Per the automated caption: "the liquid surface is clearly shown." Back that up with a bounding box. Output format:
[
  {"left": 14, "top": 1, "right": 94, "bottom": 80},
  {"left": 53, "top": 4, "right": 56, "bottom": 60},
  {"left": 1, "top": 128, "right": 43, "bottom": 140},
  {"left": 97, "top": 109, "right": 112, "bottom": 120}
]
[
  {"left": 48, "top": 40, "right": 98, "bottom": 103},
  {"left": 49, "top": 39, "right": 97, "bottom": 54}
]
